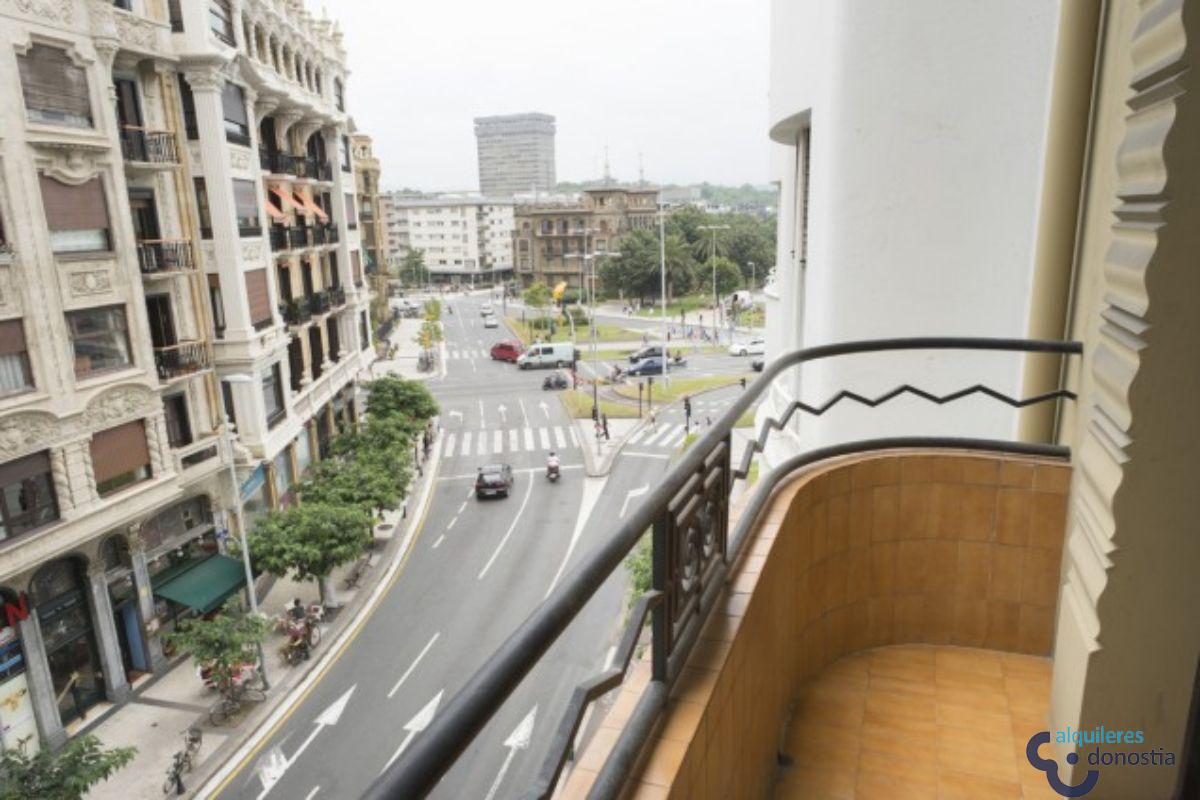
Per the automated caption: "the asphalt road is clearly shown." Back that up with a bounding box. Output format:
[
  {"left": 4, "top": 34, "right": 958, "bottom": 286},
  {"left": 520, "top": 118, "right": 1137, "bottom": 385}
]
[{"left": 210, "top": 293, "right": 720, "bottom": 800}]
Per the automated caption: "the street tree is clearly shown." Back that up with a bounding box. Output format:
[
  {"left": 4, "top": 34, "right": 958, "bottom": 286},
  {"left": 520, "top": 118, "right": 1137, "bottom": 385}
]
[
  {"left": 0, "top": 734, "right": 136, "bottom": 800},
  {"left": 603, "top": 229, "right": 696, "bottom": 303},
  {"left": 724, "top": 215, "right": 775, "bottom": 286},
  {"left": 164, "top": 599, "right": 271, "bottom": 699},
  {"left": 523, "top": 281, "right": 552, "bottom": 336},
  {"left": 360, "top": 375, "right": 439, "bottom": 423},
  {"left": 399, "top": 248, "right": 426, "bottom": 286},
  {"left": 711, "top": 256, "right": 743, "bottom": 296},
  {"left": 251, "top": 503, "right": 373, "bottom": 608},
  {"left": 302, "top": 445, "right": 413, "bottom": 515}
]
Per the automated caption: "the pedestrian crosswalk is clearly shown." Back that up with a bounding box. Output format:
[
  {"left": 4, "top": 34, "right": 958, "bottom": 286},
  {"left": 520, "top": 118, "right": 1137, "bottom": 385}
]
[
  {"left": 443, "top": 425, "right": 580, "bottom": 459},
  {"left": 625, "top": 423, "right": 689, "bottom": 449},
  {"left": 448, "top": 349, "right": 489, "bottom": 360}
]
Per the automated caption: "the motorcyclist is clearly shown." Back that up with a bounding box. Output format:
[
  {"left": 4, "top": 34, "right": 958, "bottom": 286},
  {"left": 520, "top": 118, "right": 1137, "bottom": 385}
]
[{"left": 546, "top": 451, "right": 560, "bottom": 478}]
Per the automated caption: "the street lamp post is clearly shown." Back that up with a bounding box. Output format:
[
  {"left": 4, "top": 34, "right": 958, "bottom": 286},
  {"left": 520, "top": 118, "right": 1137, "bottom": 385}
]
[
  {"left": 220, "top": 373, "right": 269, "bottom": 689},
  {"left": 659, "top": 202, "right": 669, "bottom": 388},
  {"left": 565, "top": 236, "right": 619, "bottom": 421},
  {"left": 697, "top": 224, "right": 730, "bottom": 345}
]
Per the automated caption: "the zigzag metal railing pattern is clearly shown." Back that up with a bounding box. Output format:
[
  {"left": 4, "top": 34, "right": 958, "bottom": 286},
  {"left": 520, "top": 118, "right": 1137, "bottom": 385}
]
[{"left": 733, "top": 385, "right": 1077, "bottom": 480}]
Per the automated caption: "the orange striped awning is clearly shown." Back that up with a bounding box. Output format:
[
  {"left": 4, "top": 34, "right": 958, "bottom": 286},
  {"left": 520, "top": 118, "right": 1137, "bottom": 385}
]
[
  {"left": 264, "top": 197, "right": 285, "bottom": 222},
  {"left": 269, "top": 186, "right": 296, "bottom": 213},
  {"left": 294, "top": 189, "right": 329, "bottom": 222}
]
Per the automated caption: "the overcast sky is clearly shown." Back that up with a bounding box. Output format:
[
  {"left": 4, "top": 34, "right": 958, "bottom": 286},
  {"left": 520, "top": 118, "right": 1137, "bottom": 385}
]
[{"left": 324, "top": 0, "right": 770, "bottom": 192}]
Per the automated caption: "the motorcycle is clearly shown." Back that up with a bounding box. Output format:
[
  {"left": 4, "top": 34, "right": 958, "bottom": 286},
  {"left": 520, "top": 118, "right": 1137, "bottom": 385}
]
[
  {"left": 542, "top": 373, "right": 569, "bottom": 390},
  {"left": 546, "top": 459, "right": 561, "bottom": 483},
  {"left": 279, "top": 605, "right": 323, "bottom": 666}
]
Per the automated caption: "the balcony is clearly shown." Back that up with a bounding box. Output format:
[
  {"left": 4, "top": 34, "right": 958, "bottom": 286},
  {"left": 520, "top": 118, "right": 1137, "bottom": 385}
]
[
  {"left": 289, "top": 226, "right": 312, "bottom": 249},
  {"left": 153, "top": 340, "right": 212, "bottom": 382},
  {"left": 366, "top": 337, "right": 1084, "bottom": 799},
  {"left": 120, "top": 128, "right": 179, "bottom": 166},
  {"left": 325, "top": 224, "right": 339, "bottom": 244},
  {"left": 310, "top": 290, "right": 331, "bottom": 315},
  {"left": 282, "top": 298, "right": 312, "bottom": 325},
  {"left": 137, "top": 239, "right": 194, "bottom": 274},
  {"left": 270, "top": 224, "right": 290, "bottom": 252},
  {"left": 329, "top": 286, "right": 346, "bottom": 308},
  {"left": 174, "top": 435, "right": 221, "bottom": 473}
]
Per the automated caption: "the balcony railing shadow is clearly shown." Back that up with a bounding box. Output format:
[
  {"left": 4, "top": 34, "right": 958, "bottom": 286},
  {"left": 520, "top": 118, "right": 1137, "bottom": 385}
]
[{"left": 363, "top": 336, "right": 1082, "bottom": 800}]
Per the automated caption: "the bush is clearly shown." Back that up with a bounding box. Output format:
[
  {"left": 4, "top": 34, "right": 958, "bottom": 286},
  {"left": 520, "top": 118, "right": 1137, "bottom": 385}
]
[
  {"left": 563, "top": 305, "right": 589, "bottom": 325},
  {"left": 560, "top": 288, "right": 583, "bottom": 305},
  {"left": 624, "top": 532, "right": 653, "bottom": 607}
]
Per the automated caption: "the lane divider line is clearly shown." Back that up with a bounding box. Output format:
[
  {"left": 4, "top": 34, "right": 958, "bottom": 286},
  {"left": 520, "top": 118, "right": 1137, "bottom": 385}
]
[
  {"left": 477, "top": 476, "right": 535, "bottom": 580},
  {"left": 387, "top": 632, "right": 441, "bottom": 699}
]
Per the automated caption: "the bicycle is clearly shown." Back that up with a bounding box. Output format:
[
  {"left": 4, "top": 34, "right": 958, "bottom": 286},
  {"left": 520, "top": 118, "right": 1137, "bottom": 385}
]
[
  {"left": 208, "top": 668, "right": 267, "bottom": 726},
  {"left": 161, "top": 727, "right": 202, "bottom": 796}
]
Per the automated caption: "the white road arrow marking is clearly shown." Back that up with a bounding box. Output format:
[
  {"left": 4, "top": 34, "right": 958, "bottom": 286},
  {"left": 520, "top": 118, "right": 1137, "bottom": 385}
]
[
  {"left": 518, "top": 398, "right": 530, "bottom": 426},
  {"left": 380, "top": 690, "right": 444, "bottom": 775},
  {"left": 256, "top": 686, "right": 356, "bottom": 799},
  {"left": 388, "top": 632, "right": 440, "bottom": 698},
  {"left": 620, "top": 484, "right": 650, "bottom": 519},
  {"left": 538, "top": 400, "right": 550, "bottom": 419},
  {"left": 483, "top": 706, "right": 537, "bottom": 800},
  {"left": 497, "top": 404, "right": 507, "bottom": 423}
]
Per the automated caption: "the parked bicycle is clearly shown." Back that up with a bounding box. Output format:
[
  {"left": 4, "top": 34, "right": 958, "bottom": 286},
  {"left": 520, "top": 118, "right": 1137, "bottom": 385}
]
[
  {"left": 161, "top": 727, "right": 202, "bottom": 795},
  {"left": 208, "top": 665, "right": 267, "bottom": 726}
]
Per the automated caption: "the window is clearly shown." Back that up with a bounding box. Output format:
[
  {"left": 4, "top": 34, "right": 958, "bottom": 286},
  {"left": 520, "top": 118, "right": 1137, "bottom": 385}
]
[
  {"left": 344, "top": 193, "right": 357, "bottom": 229},
  {"left": 193, "top": 177, "right": 212, "bottom": 237},
  {"left": 178, "top": 74, "right": 198, "bottom": 139},
  {"left": 294, "top": 428, "right": 312, "bottom": 475},
  {"left": 244, "top": 268, "right": 272, "bottom": 329},
  {"left": 167, "top": 0, "right": 184, "bottom": 32},
  {"left": 341, "top": 135, "right": 351, "bottom": 172},
  {"left": 18, "top": 44, "right": 92, "bottom": 128},
  {"left": 334, "top": 79, "right": 344, "bottom": 111},
  {"left": 359, "top": 311, "right": 369, "bottom": 351},
  {"left": 209, "top": 0, "right": 236, "bottom": 46},
  {"left": 222, "top": 82, "right": 250, "bottom": 145},
  {"left": 39, "top": 175, "right": 110, "bottom": 254},
  {"left": 261, "top": 363, "right": 285, "bottom": 428},
  {"left": 0, "top": 452, "right": 59, "bottom": 542},
  {"left": 67, "top": 306, "right": 130, "bottom": 377},
  {"left": 0, "top": 319, "right": 34, "bottom": 397},
  {"left": 207, "top": 274, "right": 225, "bottom": 337},
  {"left": 163, "top": 393, "right": 192, "bottom": 448},
  {"left": 220, "top": 380, "right": 237, "bottom": 427},
  {"left": 91, "top": 420, "right": 151, "bottom": 496},
  {"left": 233, "top": 179, "right": 261, "bottom": 236}
]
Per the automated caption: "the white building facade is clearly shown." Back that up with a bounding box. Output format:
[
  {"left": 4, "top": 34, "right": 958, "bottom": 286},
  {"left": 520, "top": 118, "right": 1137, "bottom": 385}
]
[
  {"left": 764, "top": 0, "right": 1060, "bottom": 457},
  {"left": 0, "top": 0, "right": 372, "bottom": 751},
  {"left": 383, "top": 195, "right": 514, "bottom": 283}
]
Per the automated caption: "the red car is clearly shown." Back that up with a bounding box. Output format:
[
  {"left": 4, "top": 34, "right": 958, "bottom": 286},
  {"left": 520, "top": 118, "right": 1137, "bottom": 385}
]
[{"left": 490, "top": 340, "right": 524, "bottom": 363}]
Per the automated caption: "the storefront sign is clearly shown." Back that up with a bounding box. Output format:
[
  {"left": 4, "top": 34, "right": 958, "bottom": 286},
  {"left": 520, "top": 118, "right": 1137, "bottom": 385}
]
[
  {"left": 3, "top": 593, "right": 29, "bottom": 628},
  {"left": 0, "top": 673, "right": 39, "bottom": 754}
]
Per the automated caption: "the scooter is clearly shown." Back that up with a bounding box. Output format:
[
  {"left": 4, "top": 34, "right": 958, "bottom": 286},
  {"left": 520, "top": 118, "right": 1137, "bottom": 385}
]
[
  {"left": 546, "top": 461, "right": 561, "bottom": 482},
  {"left": 543, "top": 373, "right": 569, "bottom": 390}
]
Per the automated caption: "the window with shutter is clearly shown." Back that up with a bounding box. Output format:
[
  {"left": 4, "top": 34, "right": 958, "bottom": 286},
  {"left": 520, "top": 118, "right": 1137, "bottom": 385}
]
[
  {"left": 209, "top": 0, "right": 236, "bottom": 47},
  {"left": 0, "top": 451, "right": 59, "bottom": 541},
  {"left": 39, "top": 175, "right": 111, "bottom": 254},
  {"left": 233, "top": 179, "right": 261, "bottom": 236},
  {"left": 18, "top": 44, "right": 92, "bottom": 128},
  {"left": 351, "top": 250, "right": 362, "bottom": 286},
  {"left": 222, "top": 82, "right": 249, "bottom": 144},
  {"left": 178, "top": 74, "right": 198, "bottom": 139},
  {"left": 0, "top": 320, "right": 33, "bottom": 396},
  {"left": 261, "top": 363, "right": 285, "bottom": 428},
  {"left": 345, "top": 193, "right": 357, "bottom": 229},
  {"left": 194, "top": 177, "right": 212, "bottom": 237},
  {"left": 91, "top": 420, "right": 151, "bottom": 496},
  {"left": 244, "top": 269, "right": 272, "bottom": 329}
]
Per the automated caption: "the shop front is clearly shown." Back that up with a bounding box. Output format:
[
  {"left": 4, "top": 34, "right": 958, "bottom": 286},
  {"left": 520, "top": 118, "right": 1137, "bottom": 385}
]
[
  {"left": 29, "top": 560, "right": 104, "bottom": 725},
  {"left": 0, "top": 591, "right": 39, "bottom": 754}
]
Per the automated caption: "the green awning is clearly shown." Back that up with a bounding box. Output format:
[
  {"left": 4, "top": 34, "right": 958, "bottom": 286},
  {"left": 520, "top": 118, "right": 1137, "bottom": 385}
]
[{"left": 153, "top": 555, "right": 246, "bottom": 614}]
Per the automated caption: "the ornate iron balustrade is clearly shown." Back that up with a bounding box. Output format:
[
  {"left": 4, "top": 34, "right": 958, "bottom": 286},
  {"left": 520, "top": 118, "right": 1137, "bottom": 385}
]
[
  {"left": 153, "top": 340, "right": 211, "bottom": 381},
  {"left": 329, "top": 286, "right": 346, "bottom": 307},
  {"left": 288, "top": 226, "right": 311, "bottom": 249},
  {"left": 310, "top": 290, "right": 331, "bottom": 315},
  {"left": 365, "top": 337, "right": 1083, "bottom": 800},
  {"left": 120, "top": 128, "right": 179, "bottom": 165},
  {"left": 137, "top": 239, "right": 194, "bottom": 273},
  {"left": 325, "top": 224, "right": 339, "bottom": 244},
  {"left": 312, "top": 224, "right": 327, "bottom": 245},
  {"left": 282, "top": 298, "right": 311, "bottom": 325},
  {"left": 269, "top": 225, "right": 290, "bottom": 252}
]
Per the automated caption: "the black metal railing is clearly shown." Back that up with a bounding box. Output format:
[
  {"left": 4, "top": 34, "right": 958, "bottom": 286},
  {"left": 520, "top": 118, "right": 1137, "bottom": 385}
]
[
  {"left": 288, "top": 226, "right": 310, "bottom": 249},
  {"left": 365, "top": 336, "right": 1083, "bottom": 800},
  {"left": 310, "top": 290, "right": 331, "bottom": 314},
  {"left": 137, "top": 240, "right": 194, "bottom": 273},
  {"left": 312, "top": 224, "right": 327, "bottom": 245},
  {"left": 153, "top": 341, "right": 211, "bottom": 381},
  {"left": 269, "top": 225, "right": 290, "bottom": 252},
  {"left": 282, "top": 298, "right": 311, "bottom": 325},
  {"left": 325, "top": 224, "right": 339, "bottom": 244},
  {"left": 120, "top": 128, "right": 179, "bottom": 164},
  {"left": 329, "top": 286, "right": 346, "bottom": 307}
]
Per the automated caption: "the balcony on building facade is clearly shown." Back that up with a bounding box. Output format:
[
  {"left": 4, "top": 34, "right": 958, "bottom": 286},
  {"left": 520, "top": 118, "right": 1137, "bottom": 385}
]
[
  {"left": 120, "top": 128, "right": 180, "bottom": 166},
  {"left": 329, "top": 285, "right": 346, "bottom": 308},
  {"left": 324, "top": 223, "right": 339, "bottom": 244},
  {"left": 310, "top": 290, "right": 331, "bottom": 315},
  {"left": 137, "top": 239, "right": 194, "bottom": 274},
  {"left": 153, "top": 340, "right": 212, "bottom": 382},
  {"left": 174, "top": 435, "right": 222, "bottom": 473},
  {"left": 369, "top": 337, "right": 1084, "bottom": 800},
  {"left": 289, "top": 225, "right": 312, "bottom": 249},
  {"left": 269, "top": 224, "right": 290, "bottom": 252},
  {"left": 282, "top": 297, "right": 312, "bottom": 326}
]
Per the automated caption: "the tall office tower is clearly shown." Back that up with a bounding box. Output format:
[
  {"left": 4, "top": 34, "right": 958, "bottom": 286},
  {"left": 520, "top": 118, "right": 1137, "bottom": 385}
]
[{"left": 474, "top": 113, "right": 556, "bottom": 196}]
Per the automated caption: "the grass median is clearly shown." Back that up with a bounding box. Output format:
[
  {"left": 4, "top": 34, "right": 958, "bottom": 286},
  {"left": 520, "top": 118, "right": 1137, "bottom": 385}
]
[
  {"left": 612, "top": 373, "right": 751, "bottom": 404},
  {"left": 559, "top": 389, "right": 641, "bottom": 419},
  {"left": 504, "top": 316, "right": 647, "bottom": 346}
]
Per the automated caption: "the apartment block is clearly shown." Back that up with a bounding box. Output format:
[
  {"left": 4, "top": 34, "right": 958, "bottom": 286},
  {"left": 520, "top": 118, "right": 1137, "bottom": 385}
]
[
  {"left": 0, "top": 0, "right": 372, "bottom": 751},
  {"left": 383, "top": 195, "right": 515, "bottom": 284},
  {"left": 512, "top": 187, "right": 658, "bottom": 290},
  {"left": 473, "top": 113, "right": 556, "bottom": 197},
  {"left": 350, "top": 130, "right": 385, "bottom": 273}
]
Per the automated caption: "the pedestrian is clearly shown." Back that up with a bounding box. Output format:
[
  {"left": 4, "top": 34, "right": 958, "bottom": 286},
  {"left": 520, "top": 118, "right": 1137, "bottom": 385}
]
[
  {"left": 602, "top": 413, "right": 610, "bottom": 440},
  {"left": 649, "top": 411, "right": 657, "bottom": 430}
]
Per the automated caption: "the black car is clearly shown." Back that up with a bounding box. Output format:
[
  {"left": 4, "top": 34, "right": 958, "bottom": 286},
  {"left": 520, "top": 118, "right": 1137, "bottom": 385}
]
[
  {"left": 751, "top": 358, "right": 764, "bottom": 372},
  {"left": 628, "top": 345, "right": 664, "bottom": 363},
  {"left": 475, "top": 464, "right": 514, "bottom": 498}
]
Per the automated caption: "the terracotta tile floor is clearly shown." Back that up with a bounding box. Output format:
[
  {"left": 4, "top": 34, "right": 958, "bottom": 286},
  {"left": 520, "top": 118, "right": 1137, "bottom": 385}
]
[{"left": 774, "top": 645, "right": 1060, "bottom": 799}]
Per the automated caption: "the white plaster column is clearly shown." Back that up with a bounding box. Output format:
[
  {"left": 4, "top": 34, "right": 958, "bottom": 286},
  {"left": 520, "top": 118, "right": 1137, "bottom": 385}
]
[
  {"left": 128, "top": 538, "right": 167, "bottom": 674},
  {"left": 184, "top": 67, "right": 255, "bottom": 339},
  {"left": 17, "top": 615, "right": 67, "bottom": 751},
  {"left": 86, "top": 565, "right": 130, "bottom": 703},
  {"left": 49, "top": 446, "right": 74, "bottom": 515},
  {"left": 145, "top": 412, "right": 169, "bottom": 477}
]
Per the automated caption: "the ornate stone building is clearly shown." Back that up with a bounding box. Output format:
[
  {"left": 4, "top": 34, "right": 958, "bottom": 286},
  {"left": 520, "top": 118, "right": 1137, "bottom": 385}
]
[
  {"left": 0, "top": 0, "right": 372, "bottom": 751},
  {"left": 512, "top": 187, "right": 659, "bottom": 290},
  {"left": 350, "top": 129, "right": 385, "bottom": 274}
]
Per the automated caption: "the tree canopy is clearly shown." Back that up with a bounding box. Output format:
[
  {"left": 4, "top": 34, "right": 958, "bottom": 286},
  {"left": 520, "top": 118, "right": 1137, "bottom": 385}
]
[
  {"left": 164, "top": 600, "right": 270, "bottom": 698},
  {"left": 251, "top": 503, "right": 373, "bottom": 590},
  {"left": 399, "top": 248, "right": 426, "bottom": 285},
  {"left": 601, "top": 229, "right": 696, "bottom": 302},
  {"left": 0, "top": 735, "right": 136, "bottom": 800},
  {"left": 523, "top": 281, "right": 552, "bottom": 311}
]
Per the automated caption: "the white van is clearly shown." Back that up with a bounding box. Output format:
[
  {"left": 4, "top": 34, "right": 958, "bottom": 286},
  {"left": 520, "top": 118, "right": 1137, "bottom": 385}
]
[{"left": 517, "top": 342, "right": 578, "bottom": 369}]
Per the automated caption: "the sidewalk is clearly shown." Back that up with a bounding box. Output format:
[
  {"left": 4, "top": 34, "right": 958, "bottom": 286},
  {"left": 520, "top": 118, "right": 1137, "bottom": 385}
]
[{"left": 83, "top": 324, "right": 442, "bottom": 800}]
